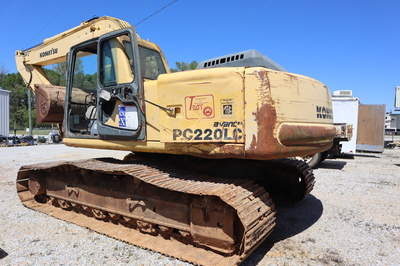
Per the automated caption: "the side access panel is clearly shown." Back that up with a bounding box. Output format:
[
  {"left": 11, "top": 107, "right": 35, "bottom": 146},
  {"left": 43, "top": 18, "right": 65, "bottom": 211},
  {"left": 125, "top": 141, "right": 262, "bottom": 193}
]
[
  {"left": 356, "top": 104, "right": 386, "bottom": 152},
  {"left": 157, "top": 68, "right": 245, "bottom": 145}
]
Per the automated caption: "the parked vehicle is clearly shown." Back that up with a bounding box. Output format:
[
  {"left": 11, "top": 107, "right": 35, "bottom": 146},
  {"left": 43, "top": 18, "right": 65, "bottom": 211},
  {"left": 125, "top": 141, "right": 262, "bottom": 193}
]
[
  {"left": 48, "top": 130, "right": 62, "bottom": 144},
  {"left": 296, "top": 123, "right": 353, "bottom": 168},
  {"left": 0, "top": 135, "right": 7, "bottom": 144},
  {"left": 7, "top": 136, "right": 21, "bottom": 145},
  {"left": 20, "top": 135, "right": 34, "bottom": 144},
  {"left": 37, "top": 136, "right": 46, "bottom": 143}
]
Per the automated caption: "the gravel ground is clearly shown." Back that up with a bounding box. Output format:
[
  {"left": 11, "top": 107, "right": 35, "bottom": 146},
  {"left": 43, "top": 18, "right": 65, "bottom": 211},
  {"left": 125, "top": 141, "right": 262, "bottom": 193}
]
[{"left": 0, "top": 144, "right": 399, "bottom": 266}]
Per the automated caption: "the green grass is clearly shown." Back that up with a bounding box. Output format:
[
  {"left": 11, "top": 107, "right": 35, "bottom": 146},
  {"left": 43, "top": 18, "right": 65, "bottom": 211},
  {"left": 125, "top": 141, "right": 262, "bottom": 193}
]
[{"left": 15, "top": 129, "right": 52, "bottom": 136}]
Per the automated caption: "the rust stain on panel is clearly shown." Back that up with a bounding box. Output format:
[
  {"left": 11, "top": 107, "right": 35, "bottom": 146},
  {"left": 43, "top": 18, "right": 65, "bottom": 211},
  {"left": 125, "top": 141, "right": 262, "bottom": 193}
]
[
  {"left": 245, "top": 70, "right": 334, "bottom": 159},
  {"left": 248, "top": 70, "right": 278, "bottom": 157}
]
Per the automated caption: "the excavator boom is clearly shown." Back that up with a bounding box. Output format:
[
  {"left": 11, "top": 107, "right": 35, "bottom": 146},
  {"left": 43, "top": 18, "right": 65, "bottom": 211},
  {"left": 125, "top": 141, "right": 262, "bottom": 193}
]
[{"left": 16, "top": 16, "right": 167, "bottom": 93}]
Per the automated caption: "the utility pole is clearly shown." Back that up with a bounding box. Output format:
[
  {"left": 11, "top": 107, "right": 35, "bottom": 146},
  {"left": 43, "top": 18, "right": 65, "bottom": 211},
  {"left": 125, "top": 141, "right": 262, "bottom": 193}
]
[{"left": 27, "top": 89, "right": 32, "bottom": 135}]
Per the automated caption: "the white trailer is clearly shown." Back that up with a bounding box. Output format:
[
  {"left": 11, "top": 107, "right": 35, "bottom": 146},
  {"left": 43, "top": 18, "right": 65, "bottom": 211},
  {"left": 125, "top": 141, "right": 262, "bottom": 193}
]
[
  {"left": 331, "top": 90, "right": 359, "bottom": 154},
  {"left": 301, "top": 90, "right": 386, "bottom": 168},
  {"left": 332, "top": 90, "right": 385, "bottom": 153}
]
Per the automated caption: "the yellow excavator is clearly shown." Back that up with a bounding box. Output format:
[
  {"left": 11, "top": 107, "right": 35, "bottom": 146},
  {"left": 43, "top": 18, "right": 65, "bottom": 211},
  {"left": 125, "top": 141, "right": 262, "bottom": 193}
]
[{"left": 15, "top": 16, "right": 335, "bottom": 265}]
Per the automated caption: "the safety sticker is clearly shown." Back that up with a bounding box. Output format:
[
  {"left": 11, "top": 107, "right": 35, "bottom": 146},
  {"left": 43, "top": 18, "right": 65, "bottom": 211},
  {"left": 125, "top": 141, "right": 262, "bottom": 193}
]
[
  {"left": 118, "top": 105, "right": 138, "bottom": 130},
  {"left": 185, "top": 94, "right": 215, "bottom": 119},
  {"left": 221, "top": 98, "right": 234, "bottom": 117}
]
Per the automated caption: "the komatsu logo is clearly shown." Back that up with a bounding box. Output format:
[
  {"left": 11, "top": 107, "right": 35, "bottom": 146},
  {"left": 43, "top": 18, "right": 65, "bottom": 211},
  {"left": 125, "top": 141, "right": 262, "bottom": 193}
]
[
  {"left": 316, "top": 106, "right": 333, "bottom": 119},
  {"left": 40, "top": 48, "right": 58, "bottom": 58}
]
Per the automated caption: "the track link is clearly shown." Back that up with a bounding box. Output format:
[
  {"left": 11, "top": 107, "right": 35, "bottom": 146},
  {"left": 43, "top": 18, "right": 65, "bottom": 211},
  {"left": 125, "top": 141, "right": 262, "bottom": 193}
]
[
  {"left": 263, "top": 158, "right": 315, "bottom": 206},
  {"left": 145, "top": 154, "right": 315, "bottom": 206},
  {"left": 16, "top": 158, "right": 276, "bottom": 266}
]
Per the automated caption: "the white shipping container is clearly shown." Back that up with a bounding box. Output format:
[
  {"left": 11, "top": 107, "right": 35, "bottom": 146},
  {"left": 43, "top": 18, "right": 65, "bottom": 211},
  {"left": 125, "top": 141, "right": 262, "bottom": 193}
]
[{"left": 332, "top": 94, "right": 359, "bottom": 154}]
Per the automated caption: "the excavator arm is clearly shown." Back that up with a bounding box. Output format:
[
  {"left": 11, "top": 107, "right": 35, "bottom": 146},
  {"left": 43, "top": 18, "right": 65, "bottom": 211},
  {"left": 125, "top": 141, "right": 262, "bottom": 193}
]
[{"left": 15, "top": 16, "right": 133, "bottom": 92}]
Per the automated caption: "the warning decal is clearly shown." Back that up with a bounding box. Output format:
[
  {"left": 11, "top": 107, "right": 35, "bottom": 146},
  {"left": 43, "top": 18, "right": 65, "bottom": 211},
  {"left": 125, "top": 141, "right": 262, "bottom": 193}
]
[
  {"left": 185, "top": 94, "right": 215, "bottom": 119},
  {"left": 221, "top": 98, "right": 234, "bottom": 117},
  {"left": 118, "top": 105, "right": 139, "bottom": 130}
]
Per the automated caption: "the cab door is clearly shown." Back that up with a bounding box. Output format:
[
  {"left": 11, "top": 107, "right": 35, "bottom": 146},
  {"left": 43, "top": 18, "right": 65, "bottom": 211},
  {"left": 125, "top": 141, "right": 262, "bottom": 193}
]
[{"left": 96, "top": 27, "right": 146, "bottom": 141}]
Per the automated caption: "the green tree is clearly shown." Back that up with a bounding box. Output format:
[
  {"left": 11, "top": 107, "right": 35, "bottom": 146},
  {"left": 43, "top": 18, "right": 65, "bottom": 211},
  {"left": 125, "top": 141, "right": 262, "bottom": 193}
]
[
  {"left": 51, "top": 61, "right": 67, "bottom": 86},
  {"left": 0, "top": 73, "right": 34, "bottom": 130},
  {"left": 0, "top": 64, "right": 8, "bottom": 79},
  {"left": 0, "top": 59, "right": 96, "bottom": 131},
  {"left": 170, "top": 61, "right": 198, "bottom": 72},
  {"left": 45, "top": 59, "right": 83, "bottom": 86},
  {"left": 44, "top": 68, "right": 63, "bottom": 86},
  {"left": 47, "top": 59, "right": 97, "bottom": 91}
]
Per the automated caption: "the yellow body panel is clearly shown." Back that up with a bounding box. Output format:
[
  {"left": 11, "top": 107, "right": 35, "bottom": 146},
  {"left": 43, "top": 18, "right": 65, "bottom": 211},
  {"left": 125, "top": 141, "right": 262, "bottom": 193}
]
[
  {"left": 63, "top": 67, "right": 335, "bottom": 160},
  {"left": 158, "top": 68, "right": 245, "bottom": 144},
  {"left": 143, "top": 80, "right": 162, "bottom": 141},
  {"left": 244, "top": 68, "right": 334, "bottom": 159},
  {"left": 15, "top": 15, "right": 335, "bottom": 160}
]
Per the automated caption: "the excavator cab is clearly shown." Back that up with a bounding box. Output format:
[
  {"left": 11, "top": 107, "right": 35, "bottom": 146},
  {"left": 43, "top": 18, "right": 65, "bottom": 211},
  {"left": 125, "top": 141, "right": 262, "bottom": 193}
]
[{"left": 65, "top": 28, "right": 146, "bottom": 141}]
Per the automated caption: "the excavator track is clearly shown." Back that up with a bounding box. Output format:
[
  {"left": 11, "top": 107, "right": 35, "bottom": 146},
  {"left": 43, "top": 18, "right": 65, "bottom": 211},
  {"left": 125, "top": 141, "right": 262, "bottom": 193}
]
[
  {"left": 144, "top": 154, "right": 316, "bottom": 206},
  {"left": 16, "top": 157, "right": 277, "bottom": 266},
  {"left": 261, "top": 158, "right": 315, "bottom": 206}
]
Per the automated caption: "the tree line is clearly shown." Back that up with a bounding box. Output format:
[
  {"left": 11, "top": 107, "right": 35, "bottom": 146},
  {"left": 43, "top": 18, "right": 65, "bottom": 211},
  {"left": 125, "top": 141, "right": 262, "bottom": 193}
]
[
  {"left": 0, "top": 60, "right": 197, "bottom": 131},
  {"left": 0, "top": 61, "right": 98, "bottom": 131}
]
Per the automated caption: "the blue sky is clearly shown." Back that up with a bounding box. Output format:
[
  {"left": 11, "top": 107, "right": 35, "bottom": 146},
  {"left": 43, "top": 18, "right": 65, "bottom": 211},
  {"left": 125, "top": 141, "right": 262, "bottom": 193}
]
[{"left": 1, "top": 0, "right": 399, "bottom": 111}]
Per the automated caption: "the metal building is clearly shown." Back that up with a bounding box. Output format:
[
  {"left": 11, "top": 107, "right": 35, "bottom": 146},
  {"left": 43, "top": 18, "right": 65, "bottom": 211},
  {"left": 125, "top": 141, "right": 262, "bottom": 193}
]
[
  {"left": 0, "top": 86, "right": 10, "bottom": 136},
  {"left": 395, "top": 86, "right": 400, "bottom": 110},
  {"left": 385, "top": 112, "right": 400, "bottom": 134}
]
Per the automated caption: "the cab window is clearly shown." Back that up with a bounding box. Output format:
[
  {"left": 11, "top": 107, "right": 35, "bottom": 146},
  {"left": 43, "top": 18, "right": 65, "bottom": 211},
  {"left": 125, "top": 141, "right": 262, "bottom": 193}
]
[{"left": 100, "top": 34, "right": 134, "bottom": 86}]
